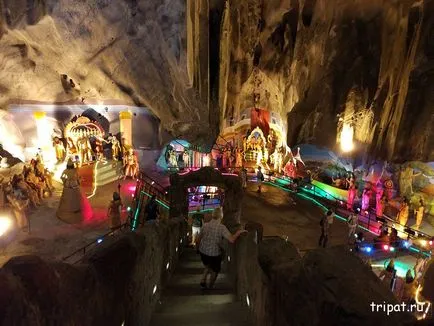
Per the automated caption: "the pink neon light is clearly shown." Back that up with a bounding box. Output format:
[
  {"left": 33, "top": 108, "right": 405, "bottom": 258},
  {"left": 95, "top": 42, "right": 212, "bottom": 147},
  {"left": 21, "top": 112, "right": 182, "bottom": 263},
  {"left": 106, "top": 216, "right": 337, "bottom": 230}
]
[{"left": 127, "top": 185, "right": 136, "bottom": 192}]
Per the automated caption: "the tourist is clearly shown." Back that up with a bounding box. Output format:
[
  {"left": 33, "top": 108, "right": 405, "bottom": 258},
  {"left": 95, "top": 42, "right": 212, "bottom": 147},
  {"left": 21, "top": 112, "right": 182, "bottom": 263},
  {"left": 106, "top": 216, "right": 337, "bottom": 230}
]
[
  {"left": 145, "top": 195, "right": 159, "bottom": 222},
  {"left": 239, "top": 167, "right": 247, "bottom": 189},
  {"left": 196, "top": 207, "right": 246, "bottom": 289},
  {"left": 256, "top": 166, "right": 264, "bottom": 193},
  {"left": 318, "top": 212, "right": 330, "bottom": 248},
  {"left": 107, "top": 192, "right": 123, "bottom": 230},
  {"left": 379, "top": 260, "right": 396, "bottom": 290},
  {"left": 326, "top": 209, "right": 334, "bottom": 226},
  {"left": 415, "top": 199, "right": 425, "bottom": 229},
  {"left": 191, "top": 207, "right": 204, "bottom": 246},
  {"left": 401, "top": 270, "right": 416, "bottom": 303},
  {"left": 347, "top": 212, "right": 358, "bottom": 243}
]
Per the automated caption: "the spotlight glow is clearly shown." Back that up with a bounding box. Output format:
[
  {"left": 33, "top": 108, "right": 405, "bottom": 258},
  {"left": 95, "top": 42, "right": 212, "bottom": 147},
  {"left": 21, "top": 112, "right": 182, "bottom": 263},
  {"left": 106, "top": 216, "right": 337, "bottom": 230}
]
[
  {"left": 166, "top": 262, "right": 170, "bottom": 270},
  {"left": 365, "top": 247, "right": 372, "bottom": 253},
  {"left": 0, "top": 217, "right": 12, "bottom": 237},
  {"left": 153, "top": 285, "right": 157, "bottom": 295},
  {"left": 420, "top": 240, "right": 428, "bottom": 247},
  {"left": 389, "top": 246, "right": 395, "bottom": 252},
  {"left": 340, "top": 123, "right": 354, "bottom": 152},
  {"left": 246, "top": 294, "right": 250, "bottom": 307},
  {"left": 383, "top": 244, "right": 389, "bottom": 251},
  {"left": 97, "top": 238, "right": 103, "bottom": 244}
]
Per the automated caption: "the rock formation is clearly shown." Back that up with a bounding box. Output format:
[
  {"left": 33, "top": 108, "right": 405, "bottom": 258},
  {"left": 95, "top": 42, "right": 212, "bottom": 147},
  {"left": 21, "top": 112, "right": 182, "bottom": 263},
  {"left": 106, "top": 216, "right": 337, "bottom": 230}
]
[{"left": 1, "top": 0, "right": 433, "bottom": 160}]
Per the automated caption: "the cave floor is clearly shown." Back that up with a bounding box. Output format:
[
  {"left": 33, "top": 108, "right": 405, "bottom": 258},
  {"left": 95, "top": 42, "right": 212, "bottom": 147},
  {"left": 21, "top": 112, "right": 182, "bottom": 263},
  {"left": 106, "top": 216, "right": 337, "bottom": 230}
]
[
  {"left": 0, "top": 179, "right": 135, "bottom": 267},
  {"left": 241, "top": 181, "right": 349, "bottom": 252},
  {"left": 150, "top": 247, "right": 253, "bottom": 326}
]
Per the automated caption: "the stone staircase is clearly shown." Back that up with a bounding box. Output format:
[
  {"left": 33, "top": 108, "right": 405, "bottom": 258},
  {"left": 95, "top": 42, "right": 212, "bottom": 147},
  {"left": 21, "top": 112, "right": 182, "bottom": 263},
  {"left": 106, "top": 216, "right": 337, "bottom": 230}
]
[
  {"left": 150, "top": 248, "right": 253, "bottom": 326},
  {"left": 95, "top": 160, "right": 123, "bottom": 186}
]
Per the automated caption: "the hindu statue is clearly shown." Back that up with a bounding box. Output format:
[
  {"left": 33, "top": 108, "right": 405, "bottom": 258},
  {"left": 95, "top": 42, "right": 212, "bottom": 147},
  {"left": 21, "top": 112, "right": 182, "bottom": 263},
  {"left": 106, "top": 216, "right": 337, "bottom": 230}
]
[
  {"left": 168, "top": 148, "right": 178, "bottom": 168},
  {"left": 94, "top": 136, "right": 105, "bottom": 161},
  {"left": 361, "top": 187, "right": 372, "bottom": 214},
  {"left": 66, "top": 137, "right": 77, "bottom": 158},
  {"left": 415, "top": 199, "right": 425, "bottom": 229},
  {"left": 76, "top": 136, "right": 93, "bottom": 165},
  {"left": 399, "top": 166, "right": 421, "bottom": 198},
  {"left": 235, "top": 147, "right": 243, "bottom": 168},
  {"left": 57, "top": 159, "right": 84, "bottom": 223},
  {"left": 397, "top": 198, "right": 409, "bottom": 226},
  {"left": 124, "top": 148, "right": 139, "bottom": 179},
  {"left": 52, "top": 137, "right": 66, "bottom": 163},
  {"left": 347, "top": 175, "right": 357, "bottom": 210},
  {"left": 109, "top": 136, "right": 121, "bottom": 161},
  {"left": 183, "top": 150, "right": 190, "bottom": 168}
]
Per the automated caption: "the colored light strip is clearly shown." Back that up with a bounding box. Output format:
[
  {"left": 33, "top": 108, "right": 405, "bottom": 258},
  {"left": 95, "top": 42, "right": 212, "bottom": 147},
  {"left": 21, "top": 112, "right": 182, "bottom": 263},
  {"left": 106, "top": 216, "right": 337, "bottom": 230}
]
[
  {"left": 265, "top": 180, "right": 432, "bottom": 258},
  {"left": 140, "top": 191, "right": 170, "bottom": 209},
  {"left": 87, "top": 160, "right": 100, "bottom": 199}
]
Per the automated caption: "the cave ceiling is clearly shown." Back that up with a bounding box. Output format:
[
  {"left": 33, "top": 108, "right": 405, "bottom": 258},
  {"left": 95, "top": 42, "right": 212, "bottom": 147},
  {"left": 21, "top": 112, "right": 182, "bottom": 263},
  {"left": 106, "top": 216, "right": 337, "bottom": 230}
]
[{"left": 0, "top": 0, "right": 433, "bottom": 161}]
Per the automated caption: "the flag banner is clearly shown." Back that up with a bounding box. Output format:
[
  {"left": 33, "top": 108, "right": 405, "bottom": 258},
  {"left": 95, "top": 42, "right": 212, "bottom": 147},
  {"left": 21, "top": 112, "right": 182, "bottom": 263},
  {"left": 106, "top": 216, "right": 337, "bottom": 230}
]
[{"left": 250, "top": 108, "right": 270, "bottom": 137}]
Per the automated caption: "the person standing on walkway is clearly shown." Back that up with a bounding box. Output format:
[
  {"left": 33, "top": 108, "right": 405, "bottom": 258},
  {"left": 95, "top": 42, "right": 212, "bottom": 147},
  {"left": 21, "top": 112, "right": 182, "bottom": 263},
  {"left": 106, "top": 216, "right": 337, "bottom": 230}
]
[
  {"left": 191, "top": 207, "right": 204, "bottom": 246},
  {"left": 319, "top": 213, "right": 330, "bottom": 248},
  {"left": 256, "top": 166, "right": 264, "bottom": 193},
  {"left": 239, "top": 167, "right": 248, "bottom": 189},
  {"left": 145, "top": 195, "right": 160, "bottom": 222},
  {"left": 196, "top": 207, "right": 246, "bottom": 289},
  {"left": 347, "top": 212, "right": 358, "bottom": 243}
]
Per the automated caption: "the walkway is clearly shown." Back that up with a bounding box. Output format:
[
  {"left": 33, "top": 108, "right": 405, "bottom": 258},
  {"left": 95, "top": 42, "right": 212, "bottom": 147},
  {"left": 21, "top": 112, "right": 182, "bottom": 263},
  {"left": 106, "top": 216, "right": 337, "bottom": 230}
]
[
  {"left": 241, "top": 182, "right": 348, "bottom": 251},
  {"left": 150, "top": 248, "right": 252, "bottom": 326}
]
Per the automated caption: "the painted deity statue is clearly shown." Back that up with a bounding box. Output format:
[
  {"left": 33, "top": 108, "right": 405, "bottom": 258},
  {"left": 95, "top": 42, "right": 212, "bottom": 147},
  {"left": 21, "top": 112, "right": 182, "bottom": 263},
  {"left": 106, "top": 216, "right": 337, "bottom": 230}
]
[
  {"left": 4, "top": 183, "right": 29, "bottom": 230},
  {"left": 94, "top": 137, "right": 105, "bottom": 161},
  {"left": 235, "top": 148, "right": 243, "bottom": 168},
  {"left": 375, "top": 184, "right": 384, "bottom": 215},
  {"left": 397, "top": 199, "right": 409, "bottom": 226},
  {"left": 415, "top": 199, "right": 425, "bottom": 229},
  {"left": 361, "top": 188, "right": 371, "bottom": 213},
  {"left": 183, "top": 150, "right": 190, "bottom": 168},
  {"left": 57, "top": 159, "right": 84, "bottom": 223},
  {"left": 124, "top": 149, "right": 139, "bottom": 179},
  {"left": 53, "top": 137, "right": 66, "bottom": 163},
  {"left": 168, "top": 149, "right": 178, "bottom": 168},
  {"left": 376, "top": 195, "right": 386, "bottom": 218},
  {"left": 76, "top": 136, "right": 93, "bottom": 165},
  {"left": 66, "top": 137, "right": 77, "bottom": 157},
  {"left": 399, "top": 166, "right": 421, "bottom": 198},
  {"left": 347, "top": 176, "right": 357, "bottom": 210},
  {"left": 110, "top": 136, "right": 121, "bottom": 161}
]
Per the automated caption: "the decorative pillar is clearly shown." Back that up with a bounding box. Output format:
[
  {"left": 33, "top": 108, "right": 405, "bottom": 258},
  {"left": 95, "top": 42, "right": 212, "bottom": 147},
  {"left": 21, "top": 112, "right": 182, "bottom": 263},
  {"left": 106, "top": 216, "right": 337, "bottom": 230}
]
[{"left": 119, "top": 111, "right": 133, "bottom": 147}]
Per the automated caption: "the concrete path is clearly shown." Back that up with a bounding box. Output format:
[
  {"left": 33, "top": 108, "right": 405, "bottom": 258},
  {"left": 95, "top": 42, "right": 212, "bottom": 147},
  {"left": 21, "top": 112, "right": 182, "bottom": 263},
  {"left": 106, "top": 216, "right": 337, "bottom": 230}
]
[
  {"left": 150, "top": 248, "right": 253, "bottom": 326},
  {"left": 241, "top": 181, "right": 349, "bottom": 252}
]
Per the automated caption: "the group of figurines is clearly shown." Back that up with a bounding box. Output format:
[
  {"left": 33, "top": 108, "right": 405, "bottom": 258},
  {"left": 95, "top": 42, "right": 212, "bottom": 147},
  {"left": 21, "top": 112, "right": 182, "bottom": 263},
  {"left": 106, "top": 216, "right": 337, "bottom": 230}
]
[
  {"left": 52, "top": 133, "right": 138, "bottom": 179},
  {"left": 346, "top": 176, "right": 426, "bottom": 230},
  {"left": 165, "top": 145, "right": 191, "bottom": 169},
  {"left": 53, "top": 132, "right": 122, "bottom": 166},
  {"left": 0, "top": 153, "right": 54, "bottom": 231}
]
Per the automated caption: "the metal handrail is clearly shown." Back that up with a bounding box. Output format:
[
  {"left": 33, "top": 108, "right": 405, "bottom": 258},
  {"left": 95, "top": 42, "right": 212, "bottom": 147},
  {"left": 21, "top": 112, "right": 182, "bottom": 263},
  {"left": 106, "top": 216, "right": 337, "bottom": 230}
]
[
  {"left": 62, "top": 223, "right": 131, "bottom": 264},
  {"left": 273, "top": 176, "right": 433, "bottom": 239}
]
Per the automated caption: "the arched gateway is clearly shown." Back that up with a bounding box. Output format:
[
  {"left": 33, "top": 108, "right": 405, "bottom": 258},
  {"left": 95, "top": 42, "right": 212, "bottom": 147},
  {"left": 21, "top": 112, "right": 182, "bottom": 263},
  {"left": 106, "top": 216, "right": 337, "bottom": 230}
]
[{"left": 169, "top": 167, "right": 243, "bottom": 231}]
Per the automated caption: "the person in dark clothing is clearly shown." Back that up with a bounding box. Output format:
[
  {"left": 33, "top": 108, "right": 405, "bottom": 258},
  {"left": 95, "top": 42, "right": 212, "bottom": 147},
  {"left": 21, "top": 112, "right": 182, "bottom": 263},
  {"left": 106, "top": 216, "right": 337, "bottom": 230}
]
[
  {"left": 318, "top": 213, "right": 329, "bottom": 248},
  {"left": 145, "top": 195, "right": 159, "bottom": 222}
]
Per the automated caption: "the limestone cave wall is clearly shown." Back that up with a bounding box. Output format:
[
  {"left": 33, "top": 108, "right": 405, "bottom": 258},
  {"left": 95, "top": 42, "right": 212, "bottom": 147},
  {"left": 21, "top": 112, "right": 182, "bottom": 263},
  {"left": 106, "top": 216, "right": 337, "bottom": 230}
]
[
  {"left": 0, "top": 0, "right": 218, "bottom": 149},
  {"left": 1, "top": 0, "right": 433, "bottom": 161},
  {"left": 218, "top": 0, "right": 434, "bottom": 162}
]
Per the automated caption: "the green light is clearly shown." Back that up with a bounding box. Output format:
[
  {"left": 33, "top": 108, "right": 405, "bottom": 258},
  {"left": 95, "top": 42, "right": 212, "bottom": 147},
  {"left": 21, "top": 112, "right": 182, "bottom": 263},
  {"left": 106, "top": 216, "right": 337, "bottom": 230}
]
[
  {"left": 311, "top": 180, "right": 348, "bottom": 201},
  {"left": 140, "top": 191, "right": 170, "bottom": 209}
]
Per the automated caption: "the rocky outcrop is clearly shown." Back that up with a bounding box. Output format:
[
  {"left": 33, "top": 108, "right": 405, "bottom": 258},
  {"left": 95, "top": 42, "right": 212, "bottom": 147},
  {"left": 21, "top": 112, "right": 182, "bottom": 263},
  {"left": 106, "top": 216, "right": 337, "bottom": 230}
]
[
  {"left": 1, "top": 0, "right": 433, "bottom": 160},
  {"left": 0, "top": 0, "right": 217, "bottom": 149},
  {"left": 0, "top": 218, "right": 187, "bottom": 326},
  {"left": 230, "top": 234, "right": 417, "bottom": 326},
  {"left": 218, "top": 0, "right": 434, "bottom": 162}
]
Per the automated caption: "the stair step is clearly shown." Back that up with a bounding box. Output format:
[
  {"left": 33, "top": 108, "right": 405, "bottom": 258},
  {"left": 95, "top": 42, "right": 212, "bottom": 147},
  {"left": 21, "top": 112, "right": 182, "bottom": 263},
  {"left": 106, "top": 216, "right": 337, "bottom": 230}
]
[{"left": 151, "top": 301, "right": 252, "bottom": 326}]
